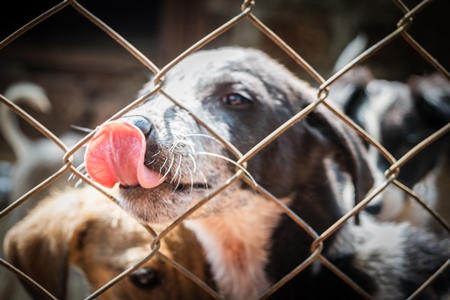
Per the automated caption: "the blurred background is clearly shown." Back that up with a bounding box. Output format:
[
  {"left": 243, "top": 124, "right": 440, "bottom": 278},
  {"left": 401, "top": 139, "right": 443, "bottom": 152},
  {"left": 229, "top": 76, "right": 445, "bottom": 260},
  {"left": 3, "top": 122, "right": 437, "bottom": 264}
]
[{"left": 0, "top": 0, "right": 449, "bottom": 162}]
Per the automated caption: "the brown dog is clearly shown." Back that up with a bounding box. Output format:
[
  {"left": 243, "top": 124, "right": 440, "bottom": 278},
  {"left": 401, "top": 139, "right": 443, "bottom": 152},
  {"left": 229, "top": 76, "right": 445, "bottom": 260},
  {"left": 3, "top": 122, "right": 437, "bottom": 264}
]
[{"left": 4, "top": 185, "right": 215, "bottom": 300}]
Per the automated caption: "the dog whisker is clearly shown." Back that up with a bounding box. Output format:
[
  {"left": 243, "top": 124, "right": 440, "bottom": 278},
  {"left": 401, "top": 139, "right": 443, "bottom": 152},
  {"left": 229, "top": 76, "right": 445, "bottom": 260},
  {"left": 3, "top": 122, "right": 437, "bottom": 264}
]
[
  {"left": 147, "top": 158, "right": 156, "bottom": 166},
  {"left": 186, "top": 165, "right": 195, "bottom": 196},
  {"left": 170, "top": 154, "right": 183, "bottom": 184},
  {"left": 164, "top": 155, "right": 175, "bottom": 180},
  {"left": 68, "top": 162, "right": 86, "bottom": 182},
  {"left": 170, "top": 155, "right": 181, "bottom": 184},
  {"left": 70, "top": 124, "right": 94, "bottom": 133},
  {"left": 187, "top": 144, "right": 195, "bottom": 153},
  {"left": 74, "top": 179, "right": 84, "bottom": 187},
  {"left": 169, "top": 140, "right": 179, "bottom": 153},
  {"left": 159, "top": 157, "right": 169, "bottom": 175},
  {"left": 187, "top": 153, "right": 198, "bottom": 174},
  {"left": 68, "top": 173, "right": 77, "bottom": 182},
  {"left": 171, "top": 169, "right": 185, "bottom": 194},
  {"left": 195, "top": 167, "right": 209, "bottom": 199},
  {"left": 185, "top": 133, "right": 221, "bottom": 144},
  {"left": 171, "top": 139, "right": 196, "bottom": 157},
  {"left": 171, "top": 181, "right": 182, "bottom": 194},
  {"left": 182, "top": 140, "right": 197, "bottom": 154},
  {"left": 195, "top": 151, "right": 257, "bottom": 187},
  {"left": 76, "top": 162, "right": 86, "bottom": 171},
  {"left": 74, "top": 172, "right": 90, "bottom": 187}
]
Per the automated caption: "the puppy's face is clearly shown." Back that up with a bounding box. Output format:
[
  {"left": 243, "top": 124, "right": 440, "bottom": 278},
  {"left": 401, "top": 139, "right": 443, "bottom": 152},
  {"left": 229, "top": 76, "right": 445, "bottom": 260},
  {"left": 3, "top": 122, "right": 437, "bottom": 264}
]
[
  {"left": 331, "top": 70, "right": 450, "bottom": 222},
  {"left": 85, "top": 47, "right": 373, "bottom": 225},
  {"left": 74, "top": 219, "right": 213, "bottom": 300},
  {"left": 335, "top": 72, "right": 449, "bottom": 188},
  {"left": 85, "top": 47, "right": 319, "bottom": 223}
]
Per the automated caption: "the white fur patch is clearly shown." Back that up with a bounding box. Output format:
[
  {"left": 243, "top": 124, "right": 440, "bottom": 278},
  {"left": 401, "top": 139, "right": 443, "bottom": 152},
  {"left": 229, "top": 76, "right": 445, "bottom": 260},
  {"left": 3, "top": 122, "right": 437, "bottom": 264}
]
[
  {"left": 363, "top": 80, "right": 398, "bottom": 161},
  {"left": 185, "top": 195, "right": 292, "bottom": 300},
  {"left": 353, "top": 219, "right": 408, "bottom": 300},
  {"left": 326, "top": 214, "right": 410, "bottom": 300}
]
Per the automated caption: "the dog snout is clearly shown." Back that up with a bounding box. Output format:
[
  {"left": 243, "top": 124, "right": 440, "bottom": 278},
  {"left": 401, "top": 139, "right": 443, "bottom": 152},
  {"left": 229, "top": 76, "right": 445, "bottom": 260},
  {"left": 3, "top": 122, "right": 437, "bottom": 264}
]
[
  {"left": 120, "top": 115, "right": 153, "bottom": 137},
  {"left": 129, "top": 267, "right": 162, "bottom": 289}
]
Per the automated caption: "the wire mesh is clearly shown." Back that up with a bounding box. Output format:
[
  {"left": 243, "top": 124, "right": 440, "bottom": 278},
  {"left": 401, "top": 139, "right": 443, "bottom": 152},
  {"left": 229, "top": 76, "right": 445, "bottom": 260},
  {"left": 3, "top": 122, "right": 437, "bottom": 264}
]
[{"left": 1, "top": 0, "right": 449, "bottom": 299}]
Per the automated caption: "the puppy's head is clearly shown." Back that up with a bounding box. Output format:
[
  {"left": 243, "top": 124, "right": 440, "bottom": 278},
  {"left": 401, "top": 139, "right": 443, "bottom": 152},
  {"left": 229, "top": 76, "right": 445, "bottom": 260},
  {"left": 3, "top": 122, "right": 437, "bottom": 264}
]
[
  {"left": 376, "top": 73, "right": 450, "bottom": 187},
  {"left": 331, "top": 69, "right": 450, "bottom": 221},
  {"left": 410, "top": 72, "right": 450, "bottom": 127},
  {"left": 84, "top": 47, "right": 373, "bottom": 224},
  {"left": 4, "top": 186, "right": 214, "bottom": 300}
]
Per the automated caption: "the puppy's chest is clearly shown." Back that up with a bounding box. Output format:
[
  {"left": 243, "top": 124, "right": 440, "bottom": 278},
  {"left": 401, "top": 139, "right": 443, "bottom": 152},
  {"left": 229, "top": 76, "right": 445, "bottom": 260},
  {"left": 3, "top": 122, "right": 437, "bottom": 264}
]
[{"left": 185, "top": 198, "right": 289, "bottom": 300}]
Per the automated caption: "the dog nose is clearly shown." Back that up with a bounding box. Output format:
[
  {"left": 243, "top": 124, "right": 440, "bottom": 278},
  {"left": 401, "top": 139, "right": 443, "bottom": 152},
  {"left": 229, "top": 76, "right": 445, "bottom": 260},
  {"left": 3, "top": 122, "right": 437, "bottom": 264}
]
[{"left": 120, "top": 116, "right": 153, "bottom": 136}]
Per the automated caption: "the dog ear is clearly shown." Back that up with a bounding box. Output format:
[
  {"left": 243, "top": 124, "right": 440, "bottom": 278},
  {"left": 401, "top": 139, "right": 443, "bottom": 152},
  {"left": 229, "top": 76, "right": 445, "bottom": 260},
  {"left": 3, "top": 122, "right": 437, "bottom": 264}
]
[
  {"left": 328, "top": 67, "right": 372, "bottom": 118},
  {"left": 3, "top": 191, "right": 90, "bottom": 300},
  {"left": 305, "top": 106, "right": 374, "bottom": 208},
  {"left": 409, "top": 73, "right": 450, "bottom": 128}
]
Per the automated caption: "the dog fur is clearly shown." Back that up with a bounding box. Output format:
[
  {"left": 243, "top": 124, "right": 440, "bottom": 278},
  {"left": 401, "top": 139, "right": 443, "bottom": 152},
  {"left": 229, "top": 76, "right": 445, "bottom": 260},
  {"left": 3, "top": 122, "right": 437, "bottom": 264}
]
[
  {"left": 84, "top": 47, "right": 450, "bottom": 299},
  {"left": 0, "top": 160, "right": 13, "bottom": 210},
  {"left": 330, "top": 68, "right": 450, "bottom": 226},
  {"left": 4, "top": 185, "right": 215, "bottom": 300},
  {"left": 0, "top": 82, "right": 86, "bottom": 300},
  {"left": 0, "top": 82, "right": 85, "bottom": 218}
]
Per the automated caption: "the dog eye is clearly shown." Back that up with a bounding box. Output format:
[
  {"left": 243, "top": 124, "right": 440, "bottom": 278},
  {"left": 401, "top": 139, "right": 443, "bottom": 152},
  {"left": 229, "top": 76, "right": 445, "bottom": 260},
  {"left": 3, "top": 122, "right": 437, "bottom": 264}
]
[
  {"left": 221, "top": 93, "right": 253, "bottom": 108},
  {"left": 129, "top": 267, "right": 162, "bottom": 289}
]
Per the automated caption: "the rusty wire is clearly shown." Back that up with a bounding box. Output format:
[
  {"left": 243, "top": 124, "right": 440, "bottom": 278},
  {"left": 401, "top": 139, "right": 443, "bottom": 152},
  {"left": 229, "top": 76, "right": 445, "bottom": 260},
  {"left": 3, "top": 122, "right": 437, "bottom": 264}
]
[{"left": 0, "top": 0, "right": 449, "bottom": 299}]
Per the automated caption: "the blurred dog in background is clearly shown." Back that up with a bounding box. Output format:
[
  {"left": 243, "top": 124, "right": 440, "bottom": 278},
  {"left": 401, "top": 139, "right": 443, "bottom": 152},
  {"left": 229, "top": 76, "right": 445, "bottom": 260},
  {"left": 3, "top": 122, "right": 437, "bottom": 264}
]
[
  {"left": 0, "top": 82, "right": 85, "bottom": 220},
  {"left": 0, "top": 161, "right": 12, "bottom": 210},
  {"left": 329, "top": 33, "right": 450, "bottom": 228},
  {"left": 4, "top": 185, "right": 215, "bottom": 300},
  {"left": 0, "top": 82, "right": 86, "bottom": 300},
  {"left": 330, "top": 67, "right": 450, "bottom": 228}
]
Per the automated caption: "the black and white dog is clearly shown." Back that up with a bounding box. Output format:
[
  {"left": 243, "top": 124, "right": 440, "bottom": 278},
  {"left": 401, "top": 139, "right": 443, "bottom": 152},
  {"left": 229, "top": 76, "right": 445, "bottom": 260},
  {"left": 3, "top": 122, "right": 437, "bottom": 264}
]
[
  {"left": 84, "top": 47, "right": 450, "bottom": 299},
  {"left": 330, "top": 68, "right": 450, "bottom": 226}
]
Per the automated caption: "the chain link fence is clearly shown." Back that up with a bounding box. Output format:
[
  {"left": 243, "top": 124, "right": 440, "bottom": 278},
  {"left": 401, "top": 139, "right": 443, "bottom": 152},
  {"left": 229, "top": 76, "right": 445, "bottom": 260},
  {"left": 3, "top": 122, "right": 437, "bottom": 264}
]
[{"left": 1, "top": 0, "right": 450, "bottom": 299}]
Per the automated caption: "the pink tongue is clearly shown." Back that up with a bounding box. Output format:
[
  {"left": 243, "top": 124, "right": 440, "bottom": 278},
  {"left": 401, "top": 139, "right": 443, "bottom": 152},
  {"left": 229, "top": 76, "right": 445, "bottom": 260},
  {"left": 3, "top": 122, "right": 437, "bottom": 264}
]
[{"left": 84, "top": 121, "right": 164, "bottom": 189}]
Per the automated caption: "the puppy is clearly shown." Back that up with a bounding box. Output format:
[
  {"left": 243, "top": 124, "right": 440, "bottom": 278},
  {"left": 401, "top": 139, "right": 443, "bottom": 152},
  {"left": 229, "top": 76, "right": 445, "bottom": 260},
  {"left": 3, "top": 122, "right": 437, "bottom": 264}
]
[
  {"left": 4, "top": 185, "right": 215, "bottom": 300},
  {"left": 330, "top": 68, "right": 450, "bottom": 226},
  {"left": 0, "top": 82, "right": 86, "bottom": 300},
  {"left": 84, "top": 47, "right": 450, "bottom": 299},
  {"left": 0, "top": 82, "right": 85, "bottom": 218}
]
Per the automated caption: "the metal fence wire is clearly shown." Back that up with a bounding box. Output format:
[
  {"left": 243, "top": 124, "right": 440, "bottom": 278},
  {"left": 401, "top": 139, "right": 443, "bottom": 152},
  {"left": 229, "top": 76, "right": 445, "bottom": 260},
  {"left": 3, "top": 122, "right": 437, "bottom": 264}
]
[{"left": 1, "top": 0, "right": 450, "bottom": 299}]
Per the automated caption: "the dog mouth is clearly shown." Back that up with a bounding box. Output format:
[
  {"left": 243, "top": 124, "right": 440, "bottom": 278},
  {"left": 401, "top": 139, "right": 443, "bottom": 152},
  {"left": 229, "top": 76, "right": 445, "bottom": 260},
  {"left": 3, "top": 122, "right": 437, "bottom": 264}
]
[
  {"left": 84, "top": 120, "right": 211, "bottom": 193},
  {"left": 118, "top": 181, "right": 210, "bottom": 192}
]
